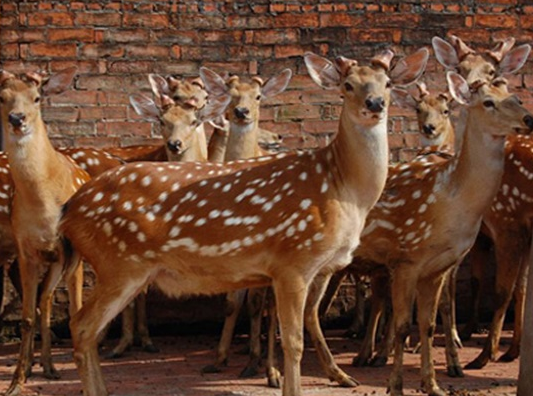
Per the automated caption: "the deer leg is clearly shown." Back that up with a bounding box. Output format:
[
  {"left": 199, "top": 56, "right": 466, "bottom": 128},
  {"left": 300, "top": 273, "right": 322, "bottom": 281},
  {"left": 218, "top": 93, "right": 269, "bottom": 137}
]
[
  {"left": 39, "top": 261, "right": 65, "bottom": 380},
  {"left": 304, "top": 271, "right": 359, "bottom": 387},
  {"left": 466, "top": 230, "right": 526, "bottom": 369},
  {"left": 317, "top": 269, "right": 346, "bottom": 320},
  {"left": 5, "top": 254, "right": 39, "bottom": 396},
  {"left": 273, "top": 274, "right": 308, "bottom": 396},
  {"left": 265, "top": 288, "right": 281, "bottom": 388},
  {"left": 353, "top": 273, "right": 387, "bottom": 367},
  {"left": 106, "top": 301, "right": 135, "bottom": 359},
  {"left": 371, "top": 303, "right": 395, "bottom": 367},
  {"left": 135, "top": 291, "right": 158, "bottom": 353},
  {"left": 71, "top": 273, "right": 150, "bottom": 396},
  {"left": 350, "top": 276, "right": 367, "bottom": 338},
  {"left": 202, "top": 289, "right": 246, "bottom": 373},
  {"left": 417, "top": 273, "right": 447, "bottom": 396},
  {"left": 389, "top": 269, "right": 417, "bottom": 396},
  {"left": 240, "top": 287, "right": 267, "bottom": 378},
  {"left": 460, "top": 233, "right": 492, "bottom": 341},
  {"left": 500, "top": 260, "right": 528, "bottom": 362},
  {"left": 438, "top": 267, "right": 463, "bottom": 378}
]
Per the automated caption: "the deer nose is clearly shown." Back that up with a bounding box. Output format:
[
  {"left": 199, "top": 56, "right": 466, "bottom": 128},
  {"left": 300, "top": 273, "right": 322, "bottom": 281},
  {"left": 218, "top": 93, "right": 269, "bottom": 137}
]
[
  {"left": 422, "top": 124, "right": 436, "bottom": 135},
  {"left": 166, "top": 139, "right": 182, "bottom": 153},
  {"left": 365, "top": 97, "right": 385, "bottom": 113},
  {"left": 524, "top": 115, "right": 533, "bottom": 130},
  {"left": 8, "top": 113, "right": 25, "bottom": 127},
  {"left": 234, "top": 107, "right": 249, "bottom": 120}
]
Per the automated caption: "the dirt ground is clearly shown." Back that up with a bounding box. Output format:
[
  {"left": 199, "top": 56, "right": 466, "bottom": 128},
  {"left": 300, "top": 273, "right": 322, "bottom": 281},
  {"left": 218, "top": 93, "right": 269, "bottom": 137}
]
[{"left": 0, "top": 328, "right": 519, "bottom": 396}]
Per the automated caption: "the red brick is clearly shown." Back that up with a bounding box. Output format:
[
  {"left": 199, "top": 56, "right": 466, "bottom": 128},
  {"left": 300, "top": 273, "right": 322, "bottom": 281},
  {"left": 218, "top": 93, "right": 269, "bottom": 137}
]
[
  {"left": 80, "top": 44, "right": 125, "bottom": 59},
  {"left": 74, "top": 12, "right": 121, "bottom": 26},
  {"left": 97, "top": 121, "right": 152, "bottom": 137},
  {"left": 0, "top": 29, "right": 46, "bottom": 43},
  {"left": 0, "top": 43, "right": 19, "bottom": 59},
  {"left": 320, "top": 13, "right": 364, "bottom": 27},
  {"left": 277, "top": 104, "right": 321, "bottom": 121},
  {"left": 108, "top": 60, "right": 154, "bottom": 73},
  {"left": 272, "top": 13, "right": 319, "bottom": 28},
  {"left": 253, "top": 29, "right": 299, "bottom": 45},
  {"left": 0, "top": 15, "right": 18, "bottom": 27},
  {"left": 274, "top": 45, "right": 305, "bottom": 59},
  {"left": 475, "top": 14, "right": 517, "bottom": 28},
  {"left": 28, "top": 12, "right": 74, "bottom": 26},
  {"left": 125, "top": 45, "right": 169, "bottom": 59},
  {"left": 123, "top": 13, "right": 169, "bottom": 28},
  {"left": 50, "top": 90, "right": 100, "bottom": 106},
  {"left": 29, "top": 43, "right": 77, "bottom": 58},
  {"left": 301, "top": 120, "right": 338, "bottom": 134},
  {"left": 201, "top": 30, "right": 244, "bottom": 43},
  {"left": 48, "top": 28, "right": 94, "bottom": 42}
]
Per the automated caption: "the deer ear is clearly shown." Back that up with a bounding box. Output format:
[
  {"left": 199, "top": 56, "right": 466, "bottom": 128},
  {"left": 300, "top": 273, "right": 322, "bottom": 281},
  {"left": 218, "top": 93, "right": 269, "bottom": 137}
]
[
  {"left": 304, "top": 52, "right": 342, "bottom": 89},
  {"left": 446, "top": 71, "right": 471, "bottom": 106},
  {"left": 148, "top": 74, "right": 169, "bottom": 99},
  {"left": 129, "top": 93, "right": 160, "bottom": 119},
  {"left": 208, "top": 115, "right": 229, "bottom": 131},
  {"left": 390, "top": 48, "right": 429, "bottom": 86},
  {"left": 391, "top": 88, "right": 418, "bottom": 110},
  {"left": 261, "top": 69, "right": 292, "bottom": 98},
  {"left": 0, "top": 70, "right": 16, "bottom": 86},
  {"left": 197, "top": 94, "right": 231, "bottom": 124},
  {"left": 199, "top": 67, "right": 228, "bottom": 97},
  {"left": 498, "top": 44, "right": 531, "bottom": 75},
  {"left": 41, "top": 67, "right": 77, "bottom": 95},
  {"left": 432, "top": 36, "right": 460, "bottom": 70}
]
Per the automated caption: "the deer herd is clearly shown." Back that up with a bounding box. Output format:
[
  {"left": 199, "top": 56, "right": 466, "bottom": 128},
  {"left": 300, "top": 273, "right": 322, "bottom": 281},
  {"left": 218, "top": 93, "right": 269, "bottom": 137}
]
[{"left": 0, "top": 34, "right": 532, "bottom": 396}]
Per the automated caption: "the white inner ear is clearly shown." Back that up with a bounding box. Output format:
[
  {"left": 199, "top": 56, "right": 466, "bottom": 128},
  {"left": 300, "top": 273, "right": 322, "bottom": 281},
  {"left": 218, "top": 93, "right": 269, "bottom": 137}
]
[
  {"left": 148, "top": 74, "right": 169, "bottom": 99},
  {"left": 130, "top": 94, "right": 160, "bottom": 119},
  {"left": 446, "top": 72, "right": 470, "bottom": 106},
  {"left": 304, "top": 53, "right": 341, "bottom": 90}
]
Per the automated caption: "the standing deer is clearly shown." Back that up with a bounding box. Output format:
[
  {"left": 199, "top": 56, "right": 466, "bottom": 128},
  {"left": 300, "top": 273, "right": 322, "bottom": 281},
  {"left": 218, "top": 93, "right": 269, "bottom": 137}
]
[
  {"left": 432, "top": 34, "right": 533, "bottom": 369},
  {"left": 0, "top": 68, "right": 90, "bottom": 396},
  {"left": 199, "top": 67, "right": 292, "bottom": 386},
  {"left": 58, "top": 48, "right": 429, "bottom": 396}
]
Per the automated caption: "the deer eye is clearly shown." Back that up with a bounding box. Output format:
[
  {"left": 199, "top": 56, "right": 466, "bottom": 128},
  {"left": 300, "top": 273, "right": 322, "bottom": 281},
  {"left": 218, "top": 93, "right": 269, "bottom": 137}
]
[
  {"left": 344, "top": 82, "right": 353, "bottom": 92},
  {"left": 34, "top": 96, "right": 40, "bottom": 103},
  {"left": 256, "top": 95, "right": 261, "bottom": 100},
  {"left": 386, "top": 80, "right": 392, "bottom": 88},
  {"left": 483, "top": 99, "right": 495, "bottom": 108},
  {"left": 443, "top": 109, "right": 450, "bottom": 115}
]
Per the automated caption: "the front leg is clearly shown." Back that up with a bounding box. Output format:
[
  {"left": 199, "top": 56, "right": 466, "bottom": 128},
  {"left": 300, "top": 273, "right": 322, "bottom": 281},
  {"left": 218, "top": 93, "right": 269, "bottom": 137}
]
[
  {"left": 305, "top": 271, "right": 359, "bottom": 387},
  {"left": 6, "top": 254, "right": 39, "bottom": 396}
]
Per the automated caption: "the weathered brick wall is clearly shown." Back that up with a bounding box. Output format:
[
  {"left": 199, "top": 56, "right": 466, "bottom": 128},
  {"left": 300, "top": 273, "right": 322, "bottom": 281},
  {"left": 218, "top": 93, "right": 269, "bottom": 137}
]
[
  {"left": 1, "top": 1, "right": 532, "bottom": 329},
  {"left": 2, "top": 1, "right": 533, "bottom": 159}
]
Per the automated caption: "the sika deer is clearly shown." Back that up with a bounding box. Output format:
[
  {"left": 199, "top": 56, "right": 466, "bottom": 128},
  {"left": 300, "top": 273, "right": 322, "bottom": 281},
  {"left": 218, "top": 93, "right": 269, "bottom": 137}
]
[
  {"left": 199, "top": 67, "right": 292, "bottom": 385},
  {"left": 59, "top": 48, "right": 429, "bottom": 396},
  {"left": 0, "top": 68, "right": 91, "bottom": 396},
  {"left": 433, "top": 34, "right": 533, "bottom": 369}
]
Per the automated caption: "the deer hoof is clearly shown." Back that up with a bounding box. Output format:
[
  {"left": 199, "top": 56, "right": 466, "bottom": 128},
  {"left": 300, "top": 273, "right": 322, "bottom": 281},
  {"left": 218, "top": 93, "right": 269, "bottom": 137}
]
[
  {"left": 267, "top": 368, "right": 281, "bottom": 388},
  {"left": 446, "top": 364, "right": 464, "bottom": 378},
  {"left": 464, "top": 357, "right": 488, "bottom": 370},
  {"left": 370, "top": 355, "right": 388, "bottom": 367}
]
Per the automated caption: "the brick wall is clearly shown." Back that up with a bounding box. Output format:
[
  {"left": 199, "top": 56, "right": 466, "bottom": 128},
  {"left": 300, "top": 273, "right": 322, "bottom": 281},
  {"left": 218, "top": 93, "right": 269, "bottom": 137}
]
[
  {"left": 2, "top": 0, "right": 533, "bottom": 160},
  {"left": 1, "top": 1, "right": 533, "bottom": 329}
]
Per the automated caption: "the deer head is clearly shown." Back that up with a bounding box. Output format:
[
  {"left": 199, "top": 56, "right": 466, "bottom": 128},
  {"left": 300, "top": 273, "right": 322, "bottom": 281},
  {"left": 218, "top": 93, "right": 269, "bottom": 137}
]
[
  {"left": 0, "top": 68, "right": 76, "bottom": 139},
  {"left": 447, "top": 72, "right": 533, "bottom": 137},
  {"left": 432, "top": 35, "right": 531, "bottom": 85},
  {"left": 200, "top": 68, "right": 292, "bottom": 130},
  {"left": 392, "top": 82, "right": 455, "bottom": 149},
  {"left": 130, "top": 80, "right": 228, "bottom": 162}
]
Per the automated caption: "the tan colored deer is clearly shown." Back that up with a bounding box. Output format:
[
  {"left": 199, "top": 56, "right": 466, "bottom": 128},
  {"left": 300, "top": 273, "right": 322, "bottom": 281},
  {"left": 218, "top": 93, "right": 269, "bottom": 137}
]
[
  {"left": 58, "top": 48, "right": 429, "bottom": 396},
  {"left": 199, "top": 67, "right": 292, "bottom": 386},
  {"left": 0, "top": 68, "right": 91, "bottom": 396},
  {"left": 299, "top": 72, "right": 533, "bottom": 396},
  {"left": 433, "top": 34, "right": 533, "bottom": 370}
]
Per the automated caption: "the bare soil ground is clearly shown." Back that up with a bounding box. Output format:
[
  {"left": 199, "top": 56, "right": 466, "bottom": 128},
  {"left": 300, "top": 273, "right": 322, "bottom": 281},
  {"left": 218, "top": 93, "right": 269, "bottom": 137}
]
[{"left": 0, "top": 329, "right": 519, "bottom": 396}]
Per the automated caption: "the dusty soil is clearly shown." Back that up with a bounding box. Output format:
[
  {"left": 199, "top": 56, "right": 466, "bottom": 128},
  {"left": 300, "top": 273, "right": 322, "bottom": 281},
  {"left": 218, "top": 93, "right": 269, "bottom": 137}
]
[{"left": 0, "top": 329, "right": 519, "bottom": 396}]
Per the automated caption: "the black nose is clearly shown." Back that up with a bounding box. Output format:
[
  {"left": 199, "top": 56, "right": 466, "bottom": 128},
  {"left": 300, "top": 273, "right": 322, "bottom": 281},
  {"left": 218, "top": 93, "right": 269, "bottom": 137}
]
[
  {"left": 524, "top": 115, "right": 533, "bottom": 130},
  {"left": 166, "top": 140, "right": 182, "bottom": 153},
  {"left": 365, "top": 97, "right": 385, "bottom": 113},
  {"left": 8, "top": 113, "right": 25, "bottom": 127},
  {"left": 234, "top": 107, "right": 249, "bottom": 120},
  {"left": 422, "top": 124, "right": 436, "bottom": 135}
]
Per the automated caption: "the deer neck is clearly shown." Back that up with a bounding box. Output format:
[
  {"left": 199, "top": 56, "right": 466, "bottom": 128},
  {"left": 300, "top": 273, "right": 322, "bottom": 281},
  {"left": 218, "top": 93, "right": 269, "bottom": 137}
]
[
  {"left": 448, "top": 107, "right": 507, "bottom": 213},
  {"left": 326, "top": 106, "right": 389, "bottom": 212},
  {"left": 4, "top": 118, "right": 65, "bottom": 202},
  {"left": 207, "top": 128, "right": 229, "bottom": 162},
  {"left": 224, "top": 120, "right": 261, "bottom": 161},
  {"left": 173, "top": 124, "right": 208, "bottom": 163}
]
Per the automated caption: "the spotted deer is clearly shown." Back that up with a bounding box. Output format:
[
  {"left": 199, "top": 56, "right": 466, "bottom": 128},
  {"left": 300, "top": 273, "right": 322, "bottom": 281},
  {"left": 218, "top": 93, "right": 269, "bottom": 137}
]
[
  {"left": 0, "top": 68, "right": 91, "bottom": 396},
  {"left": 58, "top": 48, "right": 428, "bottom": 396},
  {"left": 433, "top": 34, "right": 533, "bottom": 370},
  {"left": 199, "top": 67, "right": 292, "bottom": 386},
  {"left": 300, "top": 71, "right": 533, "bottom": 396}
]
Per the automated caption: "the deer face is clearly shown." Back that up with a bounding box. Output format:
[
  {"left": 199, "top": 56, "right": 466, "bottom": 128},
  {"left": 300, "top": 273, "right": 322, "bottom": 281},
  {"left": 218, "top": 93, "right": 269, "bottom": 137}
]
[
  {"left": 0, "top": 74, "right": 42, "bottom": 137},
  {"left": 226, "top": 77, "right": 262, "bottom": 126},
  {"left": 417, "top": 94, "right": 452, "bottom": 141},
  {"left": 448, "top": 73, "right": 533, "bottom": 137},
  {"left": 342, "top": 65, "right": 391, "bottom": 122},
  {"left": 457, "top": 54, "right": 497, "bottom": 86}
]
